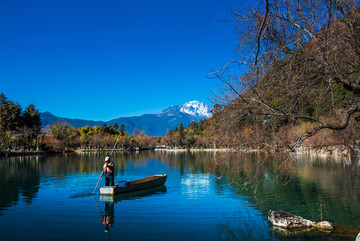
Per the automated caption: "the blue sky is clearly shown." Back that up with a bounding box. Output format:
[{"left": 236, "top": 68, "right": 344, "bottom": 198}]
[{"left": 0, "top": 0, "right": 248, "bottom": 121}]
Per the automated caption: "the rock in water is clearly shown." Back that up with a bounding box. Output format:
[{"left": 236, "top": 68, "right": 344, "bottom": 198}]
[
  {"left": 268, "top": 210, "right": 334, "bottom": 231},
  {"left": 268, "top": 210, "right": 315, "bottom": 229},
  {"left": 316, "top": 221, "right": 334, "bottom": 231}
]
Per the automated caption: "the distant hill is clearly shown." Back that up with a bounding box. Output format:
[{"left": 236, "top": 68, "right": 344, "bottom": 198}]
[{"left": 40, "top": 100, "right": 212, "bottom": 136}]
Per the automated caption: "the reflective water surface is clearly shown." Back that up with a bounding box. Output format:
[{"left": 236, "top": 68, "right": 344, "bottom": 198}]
[{"left": 0, "top": 151, "right": 359, "bottom": 241}]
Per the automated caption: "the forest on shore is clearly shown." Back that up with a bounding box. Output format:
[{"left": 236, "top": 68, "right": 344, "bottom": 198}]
[
  {"left": 1, "top": 0, "right": 360, "bottom": 155},
  {"left": 0, "top": 91, "right": 213, "bottom": 152}
]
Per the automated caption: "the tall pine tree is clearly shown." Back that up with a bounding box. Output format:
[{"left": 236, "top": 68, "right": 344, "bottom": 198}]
[
  {"left": 22, "top": 104, "right": 42, "bottom": 136},
  {"left": 119, "top": 123, "right": 125, "bottom": 136},
  {"left": 0, "top": 93, "right": 22, "bottom": 150}
]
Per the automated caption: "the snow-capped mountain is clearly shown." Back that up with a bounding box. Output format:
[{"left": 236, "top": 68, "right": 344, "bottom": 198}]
[
  {"left": 179, "top": 100, "right": 212, "bottom": 120},
  {"left": 158, "top": 101, "right": 212, "bottom": 123},
  {"left": 41, "top": 101, "right": 212, "bottom": 136}
]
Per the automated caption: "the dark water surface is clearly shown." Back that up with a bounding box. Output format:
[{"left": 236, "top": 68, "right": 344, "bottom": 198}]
[{"left": 0, "top": 151, "right": 359, "bottom": 241}]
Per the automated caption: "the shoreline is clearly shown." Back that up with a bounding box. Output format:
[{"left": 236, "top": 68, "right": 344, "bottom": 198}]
[
  {"left": 154, "top": 148, "right": 233, "bottom": 152},
  {"left": 0, "top": 150, "right": 67, "bottom": 157},
  {"left": 1, "top": 145, "right": 358, "bottom": 159}
]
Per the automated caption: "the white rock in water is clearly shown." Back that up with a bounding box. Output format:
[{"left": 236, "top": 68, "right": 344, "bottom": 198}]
[{"left": 316, "top": 221, "right": 334, "bottom": 231}]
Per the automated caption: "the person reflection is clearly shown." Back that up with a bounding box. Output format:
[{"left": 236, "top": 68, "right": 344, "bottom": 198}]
[{"left": 102, "top": 202, "right": 114, "bottom": 234}]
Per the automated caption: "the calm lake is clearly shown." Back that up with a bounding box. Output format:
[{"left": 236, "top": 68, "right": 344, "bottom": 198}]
[{"left": 0, "top": 150, "right": 359, "bottom": 241}]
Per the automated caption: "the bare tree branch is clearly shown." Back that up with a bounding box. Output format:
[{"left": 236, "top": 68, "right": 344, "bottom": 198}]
[
  {"left": 254, "top": 0, "right": 270, "bottom": 65},
  {"left": 291, "top": 105, "right": 360, "bottom": 150}
]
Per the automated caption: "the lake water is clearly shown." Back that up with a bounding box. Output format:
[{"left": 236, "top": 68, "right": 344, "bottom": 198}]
[{"left": 0, "top": 150, "right": 359, "bottom": 241}]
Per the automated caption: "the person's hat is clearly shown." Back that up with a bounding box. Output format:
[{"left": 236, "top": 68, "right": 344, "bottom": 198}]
[{"left": 105, "top": 156, "right": 110, "bottom": 162}]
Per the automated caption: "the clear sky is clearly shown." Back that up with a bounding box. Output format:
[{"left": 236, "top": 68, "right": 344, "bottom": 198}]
[{"left": 0, "top": 0, "right": 248, "bottom": 121}]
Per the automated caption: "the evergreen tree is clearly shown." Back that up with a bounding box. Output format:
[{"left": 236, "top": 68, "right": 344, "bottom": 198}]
[
  {"left": 179, "top": 122, "right": 185, "bottom": 146},
  {"left": 179, "top": 122, "right": 184, "bottom": 132},
  {"left": 6, "top": 101, "right": 21, "bottom": 131},
  {"left": 119, "top": 123, "right": 125, "bottom": 136},
  {"left": 22, "top": 104, "right": 42, "bottom": 135},
  {"left": 0, "top": 93, "right": 8, "bottom": 132},
  {"left": 113, "top": 122, "right": 118, "bottom": 130},
  {"left": 0, "top": 93, "right": 21, "bottom": 132},
  {"left": 18, "top": 104, "right": 42, "bottom": 149},
  {"left": 101, "top": 123, "right": 108, "bottom": 134},
  {"left": 0, "top": 93, "right": 9, "bottom": 151},
  {"left": 0, "top": 93, "right": 22, "bottom": 150}
]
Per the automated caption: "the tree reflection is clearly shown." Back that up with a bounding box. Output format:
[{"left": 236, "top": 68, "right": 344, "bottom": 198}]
[
  {"left": 213, "top": 151, "right": 298, "bottom": 188},
  {"left": 212, "top": 151, "right": 360, "bottom": 229},
  {"left": 1, "top": 150, "right": 359, "bottom": 240},
  {"left": 217, "top": 211, "right": 274, "bottom": 241},
  {"left": 0, "top": 156, "right": 40, "bottom": 214}
]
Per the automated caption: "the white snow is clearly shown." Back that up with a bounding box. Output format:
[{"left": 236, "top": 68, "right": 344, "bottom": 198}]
[{"left": 179, "top": 100, "right": 212, "bottom": 119}]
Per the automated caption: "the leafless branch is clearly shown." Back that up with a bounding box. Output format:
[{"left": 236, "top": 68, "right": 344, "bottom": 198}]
[{"left": 254, "top": 0, "right": 270, "bottom": 65}]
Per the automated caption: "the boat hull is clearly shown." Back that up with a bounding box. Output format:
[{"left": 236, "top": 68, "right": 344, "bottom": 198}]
[{"left": 100, "top": 174, "right": 167, "bottom": 195}]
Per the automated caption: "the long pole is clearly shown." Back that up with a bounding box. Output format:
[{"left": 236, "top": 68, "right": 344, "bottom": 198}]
[
  {"left": 92, "top": 172, "right": 104, "bottom": 195},
  {"left": 109, "top": 134, "right": 120, "bottom": 157},
  {"left": 92, "top": 134, "right": 121, "bottom": 195}
]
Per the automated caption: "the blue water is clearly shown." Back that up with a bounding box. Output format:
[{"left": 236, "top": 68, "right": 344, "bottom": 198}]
[{"left": 0, "top": 151, "right": 359, "bottom": 240}]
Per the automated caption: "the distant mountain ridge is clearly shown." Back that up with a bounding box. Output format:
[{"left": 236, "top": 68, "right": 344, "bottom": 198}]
[{"left": 40, "top": 101, "right": 212, "bottom": 136}]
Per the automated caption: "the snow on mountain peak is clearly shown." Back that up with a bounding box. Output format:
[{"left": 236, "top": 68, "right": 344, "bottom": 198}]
[{"left": 179, "top": 100, "right": 212, "bottom": 119}]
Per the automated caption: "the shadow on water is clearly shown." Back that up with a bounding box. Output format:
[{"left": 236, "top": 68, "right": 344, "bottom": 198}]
[{"left": 69, "top": 192, "right": 94, "bottom": 198}]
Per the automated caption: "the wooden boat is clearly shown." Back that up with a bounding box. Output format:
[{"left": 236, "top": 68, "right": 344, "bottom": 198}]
[
  {"left": 100, "top": 185, "right": 167, "bottom": 203},
  {"left": 100, "top": 174, "right": 167, "bottom": 195}
]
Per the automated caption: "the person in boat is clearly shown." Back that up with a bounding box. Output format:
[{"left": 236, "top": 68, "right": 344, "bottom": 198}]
[{"left": 103, "top": 156, "right": 114, "bottom": 186}]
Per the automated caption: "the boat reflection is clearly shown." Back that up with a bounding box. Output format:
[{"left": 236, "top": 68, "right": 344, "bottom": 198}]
[
  {"left": 95, "top": 185, "right": 167, "bottom": 239},
  {"left": 99, "top": 185, "right": 167, "bottom": 203}
]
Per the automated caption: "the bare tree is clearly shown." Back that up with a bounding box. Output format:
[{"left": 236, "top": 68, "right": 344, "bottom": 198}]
[{"left": 212, "top": 0, "right": 360, "bottom": 149}]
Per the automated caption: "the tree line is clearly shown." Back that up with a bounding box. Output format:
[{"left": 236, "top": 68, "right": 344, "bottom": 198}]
[
  {"left": 47, "top": 120, "right": 223, "bottom": 151},
  {"left": 47, "top": 122, "right": 163, "bottom": 151},
  {"left": 0, "top": 93, "right": 42, "bottom": 152},
  {"left": 0, "top": 92, "right": 169, "bottom": 152},
  {"left": 0, "top": 92, "right": 217, "bottom": 153},
  {"left": 0, "top": 90, "right": 219, "bottom": 153}
]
